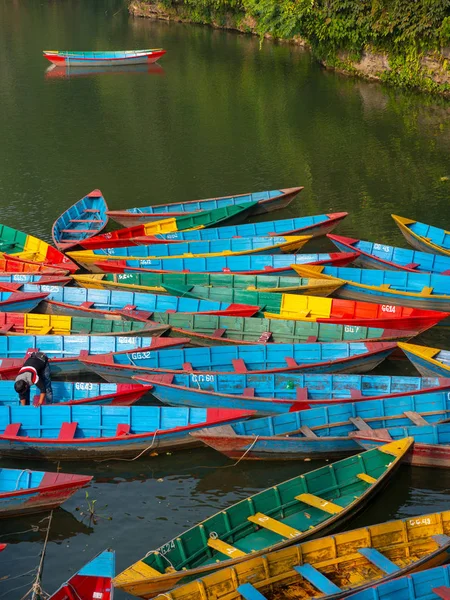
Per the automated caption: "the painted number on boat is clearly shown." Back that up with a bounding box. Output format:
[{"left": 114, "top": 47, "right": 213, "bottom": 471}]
[
  {"left": 381, "top": 305, "right": 396, "bottom": 313},
  {"left": 117, "top": 274, "right": 134, "bottom": 280},
  {"left": 131, "top": 351, "right": 151, "bottom": 360},
  {"left": 12, "top": 275, "right": 27, "bottom": 282},
  {"left": 93, "top": 594, "right": 103, "bottom": 599},
  {"left": 158, "top": 541, "right": 175, "bottom": 555},
  {"left": 40, "top": 285, "right": 60, "bottom": 293},
  {"left": 373, "top": 244, "right": 391, "bottom": 252},
  {"left": 118, "top": 337, "right": 138, "bottom": 344},
  {"left": 344, "top": 326, "right": 360, "bottom": 332},
  {"left": 75, "top": 382, "right": 94, "bottom": 390},
  {"left": 191, "top": 374, "right": 215, "bottom": 383},
  {"left": 409, "top": 517, "right": 432, "bottom": 526}
]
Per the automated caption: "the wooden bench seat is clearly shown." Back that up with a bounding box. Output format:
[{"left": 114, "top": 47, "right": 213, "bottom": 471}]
[
  {"left": 296, "top": 493, "right": 343, "bottom": 514},
  {"left": 207, "top": 537, "right": 246, "bottom": 558},
  {"left": 248, "top": 512, "right": 302, "bottom": 539}
]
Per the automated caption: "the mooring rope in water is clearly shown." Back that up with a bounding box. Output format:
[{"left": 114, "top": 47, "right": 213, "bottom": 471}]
[
  {"left": 178, "top": 434, "right": 261, "bottom": 471},
  {"left": 29, "top": 510, "right": 53, "bottom": 600},
  {"left": 95, "top": 428, "right": 161, "bottom": 462}
]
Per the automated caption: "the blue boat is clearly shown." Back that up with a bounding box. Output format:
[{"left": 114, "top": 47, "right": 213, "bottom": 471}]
[
  {"left": 329, "top": 233, "right": 450, "bottom": 274},
  {"left": 81, "top": 341, "right": 397, "bottom": 383},
  {"left": 0, "top": 405, "right": 252, "bottom": 460},
  {"left": 68, "top": 236, "right": 311, "bottom": 270},
  {"left": 134, "top": 372, "right": 449, "bottom": 415},
  {"left": 94, "top": 251, "right": 356, "bottom": 276},
  {"left": 0, "top": 274, "right": 70, "bottom": 288},
  {"left": 0, "top": 380, "right": 150, "bottom": 407},
  {"left": 0, "top": 335, "right": 187, "bottom": 378},
  {"left": 0, "top": 467, "right": 92, "bottom": 518},
  {"left": 292, "top": 265, "right": 450, "bottom": 312},
  {"left": 393, "top": 214, "right": 450, "bottom": 257},
  {"left": 21, "top": 284, "right": 260, "bottom": 318},
  {"left": 52, "top": 189, "right": 108, "bottom": 251},
  {"left": 191, "top": 390, "right": 450, "bottom": 460},
  {"left": 0, "top": 290, "right": 48, "bottom": 313},
  {"left": 351, "top": 421, "right": 450, "bottom": 468},
  {"left": 346, "top": 565, "right": 450, "bottom": 600},
  {"left": 107, "top": 187, "right": 303, "bottom": 226},
  {"left": 49, "top": 548, "right": 114, "bottom": 600},
  {"left": 141, "top": 212, "right": 348, "bottom": 242},
  {"left": 398, "top": 342, "right": 450, "bottom": 378}
]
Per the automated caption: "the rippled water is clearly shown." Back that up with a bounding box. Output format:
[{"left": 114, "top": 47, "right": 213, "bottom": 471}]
[{"left": 1, "top": 0, "right": 450, "bottom": 597}]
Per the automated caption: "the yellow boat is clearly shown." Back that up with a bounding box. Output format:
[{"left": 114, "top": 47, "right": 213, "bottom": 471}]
[
  {"left": 148, "top": 510, "right": 450, "bottom": 600},
  {"left": 113, "top": 439, "right": 412, "bottom": 597},
  {"left": 398, "top": 341, "right": 450, "bottom": 378},
  {"left": 67, "top": 236, "right": 311, "bottom": 270},
  {"left": 72, "top": 272, "right": 342, "bottom": 297},
  {"left": 392, "top": 214, "right": 450, "bottom": 257}
]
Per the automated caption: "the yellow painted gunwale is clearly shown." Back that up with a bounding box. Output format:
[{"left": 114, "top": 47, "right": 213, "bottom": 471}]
[
  {"left": 392, "top": 214, "right": 450, "bottom": 257},
  {"left": 398, "top": 342, "right": 449, "bottom": 372}
]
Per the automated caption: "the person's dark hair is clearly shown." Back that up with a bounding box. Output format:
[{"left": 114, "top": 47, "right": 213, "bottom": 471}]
[{"left": 14, "top": 380, "right": 29, "bottom": 394}]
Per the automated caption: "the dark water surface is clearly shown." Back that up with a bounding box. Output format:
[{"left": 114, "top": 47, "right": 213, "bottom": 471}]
[{"left": 1, "top": 0, "right": 450, "bottom": 597}]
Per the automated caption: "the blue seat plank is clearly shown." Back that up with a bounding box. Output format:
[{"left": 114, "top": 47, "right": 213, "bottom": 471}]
[
  {"left": 294, "top": 564, "right": 342, "bottom": 594},
  {"left": 358, "top": 547, "right": 400, "bottom": 574},
  {"left": 237, "top": 583, "right": 268, "bottom": 600}
]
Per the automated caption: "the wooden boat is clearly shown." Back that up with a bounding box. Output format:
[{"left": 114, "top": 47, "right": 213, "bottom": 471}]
[
  {"left": 351, "top": 422, "right": 450, "bottom": 468},
  {"left": 94, "top": 251, "right": 357, "bottom": 276},
  {"left": 49, "top": 548, "right": 114, "bottom": 600},
  {"left": 106, "top": 282, "right": 447, "bottom": 332},
  {"left": 328, "top": 233, "right": 450, "bottom": 274},
  {"left": 81, "top": 341, "right": 397, "bottom": 383},
  {"left": 135, "top": 372, "right": 447, "bottom": 404},
  {"left": 94, "top": 212, "right": 347, "bottom": 247},
  {"left": 399, "top": 342, "right": 450, "bottom": 378},
  {"left": 106, "top": 187, "right": 303, "bottom": 227},
  {"left": 190, "top": 390, "right": 450, "bottom": 459},
  {"left": 52, "top": 189, "right": 108, "bottom": 250},
  {"left": 0, "top": 311, "right": 170, "bottom": 336},
  {"left": 0, "top": 335, "right": 189, "bottom": 378},
  {"left": 0, "top": 222, "right": 78, "bottom": 272},
  {"left": 21, "top": 284, "right": 260, "bottom": 319},
  {"left": 0, "top": 405, "right": 253, "bottom": 459},
  {"left": 83, "top": 202, "right": 263, "bottom": 250},
  {"left": 68, "top": 235, "right": 311, "bottom": 270},
  {"left": 113, "top": 439, "right": 413, "bottom": 597},
  {"left": 392, "top": 215, "right": 450, "bottom": 256},
  {"left": 0, "top": 291, "right": 49, "bottom": 313},
  {"left": 135, "top": 373, "right": 450, "bottom": 416},
  {"left": 291, "top": 265, "right": 450, "bottom": 314},
  {"left": 0, "top": 467, "right": 92, "bottom": 518},
  {"left": 72, "top": 272, "right": 342, "bottom": 297},
  {"left": 0, "top": 255, "right": 69, "bottom": 274},
  {"left": 0, "top": 273, "right": 71, "bottom": 290},
  {"left": 0, "top": 381, "right": 150, "bottom": 407},
  {"left": 141, "top": 312, "right": 418, "bottom": 346},
  {"left": 43, "top": 48, "right": 166, "bottom": 66},
  {"left": 143, "top": 513, "right": 450, "bottom": 600},
  {"left": 347, "top": 564, "right": 450, "bottom": 600}
]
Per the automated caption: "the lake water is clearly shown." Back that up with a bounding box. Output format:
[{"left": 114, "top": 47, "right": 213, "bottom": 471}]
[{"left": 0, "top": 0, "right": 450, "bottom": 597}]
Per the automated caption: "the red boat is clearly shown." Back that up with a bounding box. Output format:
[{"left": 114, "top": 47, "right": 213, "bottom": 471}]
[
  {"left": 49, "top": 549, "right": 114, "bottom": 600},
  {"left": 0, "top": 255, "right": 69, "bottom": 274},
  {"left": 0, "top": 469, "right": 92, "bottom": 518}
]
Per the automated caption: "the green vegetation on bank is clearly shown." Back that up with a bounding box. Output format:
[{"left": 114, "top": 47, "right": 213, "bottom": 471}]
[{"left": 141, "top": 0, "right": 450, "bottom": 93}]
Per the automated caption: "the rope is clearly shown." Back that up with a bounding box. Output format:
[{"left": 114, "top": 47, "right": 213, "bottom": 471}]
[
  {"left": 30, "top": 510, "right": 53, "bottom": 600},
  {"left": 95, "top": 429, "right": 160, "bottom": 462},
  {"left": 15, "top": 469, "right": 32, "bottom": 491},
  {"left": 0, "top": 525, "right": 39, "bottom": 539},
  {"left": 178, "top": 434, "right": 261, "bottom": 471}
]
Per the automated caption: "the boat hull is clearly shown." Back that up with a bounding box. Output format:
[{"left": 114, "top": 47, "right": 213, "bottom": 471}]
[{"left": 44, "top": 50, "right": 166, "bottom": 67}]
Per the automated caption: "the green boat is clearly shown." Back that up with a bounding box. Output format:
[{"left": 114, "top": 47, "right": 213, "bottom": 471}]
[
  {"left": 145, "top": 311, "right": 417, "bottom": 345},
  {"left": 113, "top": 439, "right": 413, "bottom": 598},
  {"left": 73, "top": 272, "right": 341, "bottom": 297}
]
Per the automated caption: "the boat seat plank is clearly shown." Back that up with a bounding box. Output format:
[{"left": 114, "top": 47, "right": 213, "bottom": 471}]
[
  {"left": 404, "top": 262, "right": 420, "bottom": 270},
  {"left": 212, "top": 328, "right": 226, "bottom": 338},
  {"left": 132, "top": 560, "right": 164, "bottom": 578},
  {"left": 349, "top": 388, "right": 363, "bottom": 399},
  {"left": 237, "top": 583, "right": 267, "bottom": 600},
  {"left": 258, "top": 332, "right": 272, "bottom": 343},
  {"left": 80, "top": 302, "right": 95, "bottom": 309},
  {"left": 58, "top": 422, "right": 78, "bottom": 441},
  {"left": 357, "top": 473, "right": 377, "bottom": 484},
  {"left": 83, "top": 209, "right": 101, "bottom": 213},
  {"left": 296, "top": 387, "right": 308, "bottom": 401},
  {"left": 69, "top": 219, "right": 103, "bottom": 223},
  {"left": 207, "top": 537, "right": 246, "bottom": 558},
  {"left": 296, "top": 493, "right": 343, "bottom": 514},
  {"left": 294, "top": 564, "right": 342, "bottom": 594},
  {"left": 379, "top": 284, "right": 391, "bottom": 290},
  {"left": 39, "top": 326, "right": 53, "bottom": 335},
  {"left": 432, "top": 534, "right": 450, "bottom": 547},
  {"left": 421, "top": 286, "right": 434, "bottom": 295},
  {"left": 404, "top": 411, "right": 429, "bottom": 426},
  {"left": 299, "top": 426, "right": 318, "bottom": 439},
  {"left": 182, "top": 362, "right": 194, "bottom": 372},
  {"left": 232, "top": 359, "right": 248, "bottom": 374},
  {"left": 4, "top": 423, "right": 21, "bottom": 437},
  {"left": 285, "top": 357, "right": 298, "bottom": 368},
  {"left": 349, "top": 417, "right": 372, "bottom": 431},
  {"left": 433, "top": 586, "right": 450, "bottom": 599},
  {"left": 243, "top": 387, "right": 255, "bottom": 398},
  {"left": 116, "top": 424, "right": 131, "bottom": 437},
  {"left": 247, "top": 512, "right": 302, "bottom": 539},
  {"left": 358, "top": 547, "right": 400, "bottom": 574}
]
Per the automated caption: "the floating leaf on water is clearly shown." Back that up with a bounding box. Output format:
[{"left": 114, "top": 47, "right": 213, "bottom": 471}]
[
  {"left": 157, "top": 478, "right": 164, "bottom": 482},
  {"left": 150, "top": 452, "right": 158, "bottom": 457},
  {"left": 440, "top": 176, "right": 449, "bottom": 181}
]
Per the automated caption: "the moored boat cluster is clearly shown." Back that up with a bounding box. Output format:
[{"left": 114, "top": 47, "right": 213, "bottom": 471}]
[{"left": 1, "top": 186, "right": 450, "bottom": 599}]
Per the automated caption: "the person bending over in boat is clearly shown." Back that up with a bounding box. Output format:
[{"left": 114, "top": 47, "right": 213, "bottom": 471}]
[{"left": 13, "top": 352, "right": 53, "bottom": 406}]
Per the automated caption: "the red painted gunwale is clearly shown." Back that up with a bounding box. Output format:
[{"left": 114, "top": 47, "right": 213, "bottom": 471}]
[
  {"left": 93, "top": 251, "right": 358, "bottom": 275},
  {"left": 0, "top": 338, "right": 190, "bottom": 379},
  {"left": 0, "top": 276, "right": 71, "bottom": 292},
  {"left": 0, "top": 408, "right": 254, "bottom": 445},
  {"left": 81, "top": 341, "right": 397, "bottom": 377},
  {"left": 0, "top": 291, "right": 49, "bottom": 309},
  {"left": 0, "top": 472, "right": 92, "bottom": 500}
]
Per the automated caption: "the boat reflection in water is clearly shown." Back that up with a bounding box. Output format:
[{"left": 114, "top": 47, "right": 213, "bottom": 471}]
[{"left": 45, "top": 62, "right": 165, "bottom": 79}]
